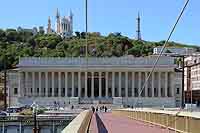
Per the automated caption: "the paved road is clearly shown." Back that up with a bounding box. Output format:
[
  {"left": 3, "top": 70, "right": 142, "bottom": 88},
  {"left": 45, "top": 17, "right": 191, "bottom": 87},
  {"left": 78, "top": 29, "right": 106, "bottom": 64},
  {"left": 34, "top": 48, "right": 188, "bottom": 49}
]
[{"left": 90, "top": 112, "right": 174, "bottom": 133}]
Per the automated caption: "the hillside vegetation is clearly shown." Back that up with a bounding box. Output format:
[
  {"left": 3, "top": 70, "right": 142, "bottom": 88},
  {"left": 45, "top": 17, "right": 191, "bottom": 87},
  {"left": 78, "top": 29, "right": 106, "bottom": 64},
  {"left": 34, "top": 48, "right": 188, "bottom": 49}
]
[{"left": 0, "top": 29, "right": 199, "bottom": 70}]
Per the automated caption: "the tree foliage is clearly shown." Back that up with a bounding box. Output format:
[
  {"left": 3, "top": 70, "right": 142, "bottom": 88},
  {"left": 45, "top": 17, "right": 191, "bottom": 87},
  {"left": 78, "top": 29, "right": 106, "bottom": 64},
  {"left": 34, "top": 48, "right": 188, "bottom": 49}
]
[{"left": 0, "top": 28, "right": 198, "bottom": 70}]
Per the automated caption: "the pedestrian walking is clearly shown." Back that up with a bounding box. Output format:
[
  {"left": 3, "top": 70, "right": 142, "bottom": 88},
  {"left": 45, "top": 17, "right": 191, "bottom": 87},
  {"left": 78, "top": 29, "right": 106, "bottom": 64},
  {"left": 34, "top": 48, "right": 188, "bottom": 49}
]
[
  {"left": 105, "top": 106, "right": 107, "bottom": 112},
  {"left": 92, "top": 106, "right": 95, "bottom": 113}
]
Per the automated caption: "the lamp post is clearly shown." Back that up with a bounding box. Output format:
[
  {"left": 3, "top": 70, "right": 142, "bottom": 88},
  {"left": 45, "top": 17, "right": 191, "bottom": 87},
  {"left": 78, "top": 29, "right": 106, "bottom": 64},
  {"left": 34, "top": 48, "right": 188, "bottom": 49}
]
[
  {"left": 2, "top": 56, "right": 7, "bottom": 111},
  {"left": 3, "top": 62, "right": 7, "bottom": 111},
  {"left": 32, "top": 102, "right": 38, "bottom": 133},
  {"left": 164, "top": 54, "right": 185, "bottom": 108},
  {"left": 177, "top": 55, "right": 185, "bottom": 108}
]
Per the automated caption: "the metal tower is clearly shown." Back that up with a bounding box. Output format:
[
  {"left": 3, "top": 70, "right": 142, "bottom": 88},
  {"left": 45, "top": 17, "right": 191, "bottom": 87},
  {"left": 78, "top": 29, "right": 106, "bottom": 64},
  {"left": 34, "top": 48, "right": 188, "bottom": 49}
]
[{"left": 136, "top": 12, "right": 142, "bottom": 40}]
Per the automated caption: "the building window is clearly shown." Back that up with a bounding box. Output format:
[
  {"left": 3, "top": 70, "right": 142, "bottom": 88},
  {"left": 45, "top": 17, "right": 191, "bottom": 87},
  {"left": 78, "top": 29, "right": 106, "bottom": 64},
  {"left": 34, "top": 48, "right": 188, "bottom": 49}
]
[
  {"left": 176, "top": 88, "right": 180, "bottom": 94},
  {"left": 55, "top": 88, "right": 58, "bottom": 97},
  {"left": 148, "top": 88, "right": 152, "bottom": 97},
  {"left": 14, "top": 88, "right": 18, "bottom": 95},
  {"left": 61, "top": 88, "right": 65, "bottom": 97},
  {"left": 128, "top": 88, "right": 132, "bottom": 97},
  {"left": 37, "top": 88, "right": 39, "bottom": 94},
  {"left": 167, "top": 88, "right": 171, "bottom": 97},
  {"left": 49, "top": 88, "right": 52, "bottom": 97},
  {"left": 141, "top": 89, "right": 145, "bottom": 97},
  {"left": 68, "top": 88, "right": 72, "bottom": 97},
  {"left": 115, "top": 88, "right": 118, "bottom": 97},
  {"left": 154, "top": 88, "right": 158, "bottom": 97},
  {"left": 121, "top": 88, "right": 125, "bottom": 97},
  {"left": 134, "top": 88, "right": 138, "bottom": 97},
  {"left": 161, "top": 88, "right": 165, "bottom": 97}
]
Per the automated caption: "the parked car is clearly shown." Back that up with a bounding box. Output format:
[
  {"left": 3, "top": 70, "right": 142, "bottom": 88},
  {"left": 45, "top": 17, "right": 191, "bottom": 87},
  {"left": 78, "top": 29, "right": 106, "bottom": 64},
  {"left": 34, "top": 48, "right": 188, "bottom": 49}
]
[
  {"left": 6, "top": 107, "right": 23, "bottom": 113},
  {"left": 0, "top": 111, "right": 7, "bottom": 116}
]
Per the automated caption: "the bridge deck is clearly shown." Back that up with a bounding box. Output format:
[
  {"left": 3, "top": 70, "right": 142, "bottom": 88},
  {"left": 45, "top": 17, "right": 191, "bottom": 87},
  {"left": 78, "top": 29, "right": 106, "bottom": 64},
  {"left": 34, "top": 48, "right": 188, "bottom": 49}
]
[{"left": 89, "top": 112, "right": 174, "bottom": 133}]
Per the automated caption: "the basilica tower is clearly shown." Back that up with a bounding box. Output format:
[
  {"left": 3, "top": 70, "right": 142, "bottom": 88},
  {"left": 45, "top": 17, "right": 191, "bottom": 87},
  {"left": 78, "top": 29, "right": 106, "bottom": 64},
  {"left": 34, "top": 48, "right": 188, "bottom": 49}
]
[
  {"left": 50, "top": 8, "right": 73, "bottom": 37},
  {"left": 69, "top": 10, "right": 73, "bottom": 35},
  {"left": 56, "top": 8, "right": 61, "bottom": 34},
  {"left": 47, "top": 16, "right": 52, "bottom": 34}
]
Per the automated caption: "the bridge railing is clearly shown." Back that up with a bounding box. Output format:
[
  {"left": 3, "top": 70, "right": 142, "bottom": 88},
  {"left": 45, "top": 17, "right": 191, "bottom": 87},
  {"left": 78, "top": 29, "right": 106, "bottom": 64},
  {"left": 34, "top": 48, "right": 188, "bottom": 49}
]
[
  {"left": 62, "top": 110, "right": 93, "bottom": 133},
  {"left": 112, "top": 108, "right": 200, "bottom": 133}
]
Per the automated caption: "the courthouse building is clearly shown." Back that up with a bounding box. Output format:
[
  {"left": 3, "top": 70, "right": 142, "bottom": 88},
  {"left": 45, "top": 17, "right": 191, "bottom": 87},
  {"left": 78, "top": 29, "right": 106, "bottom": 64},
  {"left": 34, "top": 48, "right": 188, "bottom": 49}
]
[{"left": 7, "top": 56, "right": 182, "bottom": 107}]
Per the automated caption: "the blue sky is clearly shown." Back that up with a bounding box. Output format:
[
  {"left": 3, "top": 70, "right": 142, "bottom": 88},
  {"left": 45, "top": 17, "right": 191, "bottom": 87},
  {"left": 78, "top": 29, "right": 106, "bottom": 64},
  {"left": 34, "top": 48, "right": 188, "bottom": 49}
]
[{"left": 0, "top": 0, "right": 199, "bottom": 45}]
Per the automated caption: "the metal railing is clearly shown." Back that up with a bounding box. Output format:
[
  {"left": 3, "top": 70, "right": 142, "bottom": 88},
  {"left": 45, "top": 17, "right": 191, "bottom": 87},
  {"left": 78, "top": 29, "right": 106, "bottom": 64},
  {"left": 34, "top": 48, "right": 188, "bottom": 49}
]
[{"left": 113, "top": 109, "right": 200, "bottom": 133}]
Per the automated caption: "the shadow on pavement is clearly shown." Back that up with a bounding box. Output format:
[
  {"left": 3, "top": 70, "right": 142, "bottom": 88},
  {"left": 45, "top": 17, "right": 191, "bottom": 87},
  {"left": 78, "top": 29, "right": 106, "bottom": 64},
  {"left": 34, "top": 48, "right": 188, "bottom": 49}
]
[{"left": 95, "top": 113, "right": 108, "bottom": 133}]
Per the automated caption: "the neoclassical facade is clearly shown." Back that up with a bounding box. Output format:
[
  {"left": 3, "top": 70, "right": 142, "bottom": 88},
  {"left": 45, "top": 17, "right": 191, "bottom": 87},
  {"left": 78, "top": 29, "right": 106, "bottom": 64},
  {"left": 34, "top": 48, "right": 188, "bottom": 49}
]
[{"left": 8, "top": 56, "right": 182, "bottom": 107}]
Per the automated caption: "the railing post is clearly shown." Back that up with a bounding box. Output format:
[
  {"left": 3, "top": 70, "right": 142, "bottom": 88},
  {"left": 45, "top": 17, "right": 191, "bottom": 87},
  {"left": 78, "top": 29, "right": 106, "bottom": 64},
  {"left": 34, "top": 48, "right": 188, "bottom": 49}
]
[
  {"left": 166, "top": 114, "right": 169, "bottom": 129},
  {"left": 185, "top": 116, "right": 189, "bottom": 133},
  {"left": 136, "top": 111, "right": 138, "bottom": 120},
  {"left": 174, "top": 115, "right": 177, "bottom": 133},
  {"left": 52, "top": 120, "right": 55, "bottom": 133},
  {"left": 19, "top": 121, "right": 22, "bottom": 133},
  {"left": 2, "top": 122, "right": 5, "bottom": 133}
]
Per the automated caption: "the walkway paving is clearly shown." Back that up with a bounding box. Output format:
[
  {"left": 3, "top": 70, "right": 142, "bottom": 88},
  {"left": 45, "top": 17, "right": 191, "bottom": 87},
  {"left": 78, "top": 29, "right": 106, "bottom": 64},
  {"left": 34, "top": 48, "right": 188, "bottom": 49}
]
[
  {"left": 89, "top": 112, "right": 98, "bottom": 133},
  {"left": 89, "top": 112, "right": 174, "bottom": 133}
]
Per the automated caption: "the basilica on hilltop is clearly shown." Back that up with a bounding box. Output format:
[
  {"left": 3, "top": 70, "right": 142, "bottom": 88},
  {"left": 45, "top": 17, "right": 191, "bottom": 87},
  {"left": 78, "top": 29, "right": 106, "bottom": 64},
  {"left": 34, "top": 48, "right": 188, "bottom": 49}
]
[{"left": 47, "top": 8, "right": 73, "bottom": 38}]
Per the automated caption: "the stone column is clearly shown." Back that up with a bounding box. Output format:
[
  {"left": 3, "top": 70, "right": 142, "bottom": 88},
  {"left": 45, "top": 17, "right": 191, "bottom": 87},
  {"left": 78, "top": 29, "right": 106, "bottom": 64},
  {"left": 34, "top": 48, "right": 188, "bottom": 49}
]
[
  {"left": 58, "top": 72, "right": 61, "bottom": 97},
  {"left": 99, "top": 72, "right": 102, "bottom": 98},
  {"left": 171, "top": 73, "right": 175, "bottom": 97},
  {"left": 78, "top": 72, "right": 81, "bottom": 97},
  {"left": 152, "top": 72, "right": 155, "bottom": 97},
  {"left": 45, "top": 72, "right": 48, "bottom": 97},
  {"left": 72, "top": 72, "right": 74, "bottom": 97},
  {"left": 52, "top": 72, "right": 55, "bottom": 97},
  {"left": 112, "top": 72, "right": 115, "bottom": 97},
  {"left": 132, "top": 72, "right": 135, "bottom": 97},
  {"left": 18, "top": 72, "right": 21, "bottom": 97},
  {"left": 145, "top": 72, "right": 148, "bottom": 97},
  {"left": 38, "top": 72, "right": 41, "bottom": 97},
  {"left": 91, "top": 72, "right": 94, "bottom": 98},
  {"left": 119, "top": 72, "right": 122, "bottom": 97},
  {"left": 125, "top": 72, "right": 128, "bottom": 97},
  {"left": 105, "top": 72, "right": 108, "bottom": 98},
  {"left": 85, "top": 72, "right": 88, "bottom": 98},
  {"left": 158, "top": 72, "right": 161, "bottom": 97},
  {"left": 65, "top": 72, "right": 68, "bottom": 97},
  {"left": 138, "top": 72, "right": 141, "bottom": 97},
  {"left": 165, "top": 72, "right": 168, "bottom": 97},
  {"left": 32, "top": 72, "right": 35, "bottom": 97},
  {"left": 25, "top": 72, "right": 28, "bottom": 97}
]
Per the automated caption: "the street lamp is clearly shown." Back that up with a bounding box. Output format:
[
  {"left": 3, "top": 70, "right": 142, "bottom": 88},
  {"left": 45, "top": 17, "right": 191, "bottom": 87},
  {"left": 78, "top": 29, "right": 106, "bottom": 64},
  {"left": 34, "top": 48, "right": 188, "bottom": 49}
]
[
  {"left": 2, "top": 56, "right": 7, "bottom": 111},
  {"left": 163, "top": 54, "right": 185, "bottom": 108},
  {"left": 31, "top": 102, "right": 38, "bottom": 133}
]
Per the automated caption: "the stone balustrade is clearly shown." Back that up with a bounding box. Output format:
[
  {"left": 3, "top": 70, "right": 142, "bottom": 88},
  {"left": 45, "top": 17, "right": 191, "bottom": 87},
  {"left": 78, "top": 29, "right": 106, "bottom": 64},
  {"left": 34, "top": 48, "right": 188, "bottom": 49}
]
[
  {"left": 18, "top": 56, "right": 176, "bottom": 67},
  {"left": 62, "top": 110, "right": 93, "bottom": 133}
]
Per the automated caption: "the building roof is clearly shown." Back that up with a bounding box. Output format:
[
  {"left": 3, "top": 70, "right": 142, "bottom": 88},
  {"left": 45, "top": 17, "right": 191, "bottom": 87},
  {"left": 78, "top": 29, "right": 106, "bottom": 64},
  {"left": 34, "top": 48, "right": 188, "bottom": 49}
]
[{"left": 17, "top": 56, "right": 176, "bottom": 68}]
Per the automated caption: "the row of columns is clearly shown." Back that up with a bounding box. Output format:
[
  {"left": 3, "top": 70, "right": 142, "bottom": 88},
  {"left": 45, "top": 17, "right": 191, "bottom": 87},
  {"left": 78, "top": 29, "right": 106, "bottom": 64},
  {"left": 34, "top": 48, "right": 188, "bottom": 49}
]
[{"left": 21, "top": 71, "right": 174, "bottom": 98}]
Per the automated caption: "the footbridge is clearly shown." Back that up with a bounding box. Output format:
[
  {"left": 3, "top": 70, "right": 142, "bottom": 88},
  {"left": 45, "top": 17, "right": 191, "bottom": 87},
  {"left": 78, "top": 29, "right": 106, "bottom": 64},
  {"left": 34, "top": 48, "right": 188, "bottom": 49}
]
[{"left": 62, "top": 108, "right": 200, "bottom": 133}]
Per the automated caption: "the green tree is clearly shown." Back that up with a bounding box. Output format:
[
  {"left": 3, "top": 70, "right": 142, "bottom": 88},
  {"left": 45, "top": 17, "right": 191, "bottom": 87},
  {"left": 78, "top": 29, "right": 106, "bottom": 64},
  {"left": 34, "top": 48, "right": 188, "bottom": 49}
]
[{"left": 75, "top": 31, "right": 80, "bottom": 38}]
